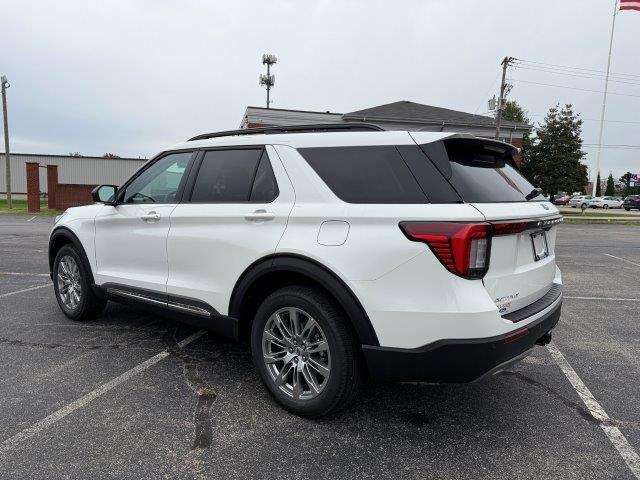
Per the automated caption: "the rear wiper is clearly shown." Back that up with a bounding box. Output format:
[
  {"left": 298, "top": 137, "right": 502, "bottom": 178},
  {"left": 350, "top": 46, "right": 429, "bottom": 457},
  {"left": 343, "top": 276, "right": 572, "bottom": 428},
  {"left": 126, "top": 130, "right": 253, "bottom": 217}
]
[{"left": 525, "top": 187, "right": 543, "bottom": 201}]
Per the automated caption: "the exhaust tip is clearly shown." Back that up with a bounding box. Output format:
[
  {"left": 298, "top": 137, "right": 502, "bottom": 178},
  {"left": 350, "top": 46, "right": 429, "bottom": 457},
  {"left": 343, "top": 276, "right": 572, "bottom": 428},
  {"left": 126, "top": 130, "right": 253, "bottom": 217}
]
[{"left": 535, "top": 332, "right": 552, "bottom": 346}]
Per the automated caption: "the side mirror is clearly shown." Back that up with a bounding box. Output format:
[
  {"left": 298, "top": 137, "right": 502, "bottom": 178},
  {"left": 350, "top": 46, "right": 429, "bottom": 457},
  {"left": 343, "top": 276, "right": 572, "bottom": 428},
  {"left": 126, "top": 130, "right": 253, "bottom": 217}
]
[{"left": 91, "top": 185, "right": 118, "bottom": 204}]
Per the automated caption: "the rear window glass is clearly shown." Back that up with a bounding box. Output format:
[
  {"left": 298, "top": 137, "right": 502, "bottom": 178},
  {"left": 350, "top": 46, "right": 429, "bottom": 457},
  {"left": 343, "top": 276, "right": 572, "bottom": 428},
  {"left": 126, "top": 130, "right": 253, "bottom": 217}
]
[
  {"left": 441, "top": 139, "right": 542, "bottom": 203},
  {"left": 297, "top": 146, "right": 428, "bottom": 204}
]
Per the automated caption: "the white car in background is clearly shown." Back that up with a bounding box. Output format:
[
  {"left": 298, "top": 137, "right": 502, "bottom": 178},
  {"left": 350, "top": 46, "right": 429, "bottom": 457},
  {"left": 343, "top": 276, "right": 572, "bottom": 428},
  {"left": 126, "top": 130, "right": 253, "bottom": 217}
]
[
  {"left": 589, "top": 196, "right": 622, "bottom": 209},
  {"left": 569, "top": 195, "right": 593, "bottom": 208}
]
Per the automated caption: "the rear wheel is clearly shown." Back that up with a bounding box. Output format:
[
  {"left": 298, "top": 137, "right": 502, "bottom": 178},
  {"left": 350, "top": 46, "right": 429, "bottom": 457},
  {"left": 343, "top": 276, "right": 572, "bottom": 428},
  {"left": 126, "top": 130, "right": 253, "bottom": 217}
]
[
  {"left": 251, "top": 285, "right": 363, "bottom": 418},
  {"left": 625, "top": 207, "right": 631, "bottom": 211},
  {"left": 603, "top": 204, "right": 609, "bottom": 209},
  {"left": 53, "top": 245, "right": 106, "bottom": 321}
]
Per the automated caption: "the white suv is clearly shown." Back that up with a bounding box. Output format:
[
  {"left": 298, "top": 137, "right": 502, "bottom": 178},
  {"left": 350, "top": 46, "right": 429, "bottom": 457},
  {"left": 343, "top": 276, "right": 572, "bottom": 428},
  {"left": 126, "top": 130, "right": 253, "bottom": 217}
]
[{"left": 49, "top": 124, "right": 563, "bottom": 417}]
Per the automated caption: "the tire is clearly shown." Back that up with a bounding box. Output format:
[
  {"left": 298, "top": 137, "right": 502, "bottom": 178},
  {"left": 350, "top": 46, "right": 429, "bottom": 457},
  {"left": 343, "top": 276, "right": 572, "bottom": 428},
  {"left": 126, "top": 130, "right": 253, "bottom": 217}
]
[
  {"left": 603, "top": 204, "right": 609, "bottom": 209},
  {"left": 251, "top": 285, "right": 363, "bottom": 418},
  {"left": 571, "top": 205, "right": 576, "bottom": 208},
  {"left": 625, "top": 208, "right": 630, "bottom": 211},
  {"left": 53, "top": 244, "right": 107, "bottom": 321}
]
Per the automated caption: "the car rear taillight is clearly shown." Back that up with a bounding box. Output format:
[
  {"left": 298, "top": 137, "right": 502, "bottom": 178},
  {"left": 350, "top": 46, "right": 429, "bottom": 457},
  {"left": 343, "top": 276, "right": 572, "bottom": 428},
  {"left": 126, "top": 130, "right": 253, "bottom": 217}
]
[
  {"left": 399, "top": 222, "right": 492, "bottom": 279},
  {"left": 399, "top": 220, "right": 531, "bottom": 279}
]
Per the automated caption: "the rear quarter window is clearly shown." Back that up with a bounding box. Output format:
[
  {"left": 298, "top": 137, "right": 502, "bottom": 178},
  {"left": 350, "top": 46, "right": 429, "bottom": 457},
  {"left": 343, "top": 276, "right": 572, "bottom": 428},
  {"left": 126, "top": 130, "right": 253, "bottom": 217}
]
[{"left": 297, "top": 145, "right": 428, "bottom": 204}]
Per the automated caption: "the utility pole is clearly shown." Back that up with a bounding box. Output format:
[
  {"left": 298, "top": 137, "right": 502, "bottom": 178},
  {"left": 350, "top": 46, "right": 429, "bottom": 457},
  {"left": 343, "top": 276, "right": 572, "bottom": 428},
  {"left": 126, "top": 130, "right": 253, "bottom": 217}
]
[
  {"left": 259, "top": 54, "right": 277, "bottom": 109},
  {"left": 494, "top": 57, "right": 515, "bottom": 140},
  {"left": 1, "top": 75, "right": 11, "bottom": 209}
]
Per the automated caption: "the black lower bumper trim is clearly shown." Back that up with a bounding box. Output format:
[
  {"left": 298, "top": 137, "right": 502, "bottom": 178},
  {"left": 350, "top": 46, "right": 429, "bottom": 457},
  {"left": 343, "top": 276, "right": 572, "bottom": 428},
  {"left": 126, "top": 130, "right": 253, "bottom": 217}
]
[{"left": 362, "top": 298, "right": 562, "bottom": 383}]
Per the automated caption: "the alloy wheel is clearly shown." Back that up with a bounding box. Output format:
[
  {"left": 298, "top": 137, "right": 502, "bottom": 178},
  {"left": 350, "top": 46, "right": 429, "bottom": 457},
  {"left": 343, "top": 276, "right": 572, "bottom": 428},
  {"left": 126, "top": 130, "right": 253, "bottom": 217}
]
[
  {"left": 57, "top": 255, "right": 82, "bottom": 311},
  {"left": 262, "top": 307, "right": 331, "bottom": 400}
]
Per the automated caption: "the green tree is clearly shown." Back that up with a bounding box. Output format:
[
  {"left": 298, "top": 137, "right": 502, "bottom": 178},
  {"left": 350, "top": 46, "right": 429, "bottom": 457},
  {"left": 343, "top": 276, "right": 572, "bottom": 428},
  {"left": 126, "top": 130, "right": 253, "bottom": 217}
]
[
  {"left": 605, "top": 173, "right": 615, "bottom": 196},
  {"left": 501, "top": 100, "right": 530, "bottom": 124},
  {"left": 520, "top": 104, "right": 588, "bottom": 195},
  {"left": 595, "top": 172, "right": 602, "bottom": 196}
]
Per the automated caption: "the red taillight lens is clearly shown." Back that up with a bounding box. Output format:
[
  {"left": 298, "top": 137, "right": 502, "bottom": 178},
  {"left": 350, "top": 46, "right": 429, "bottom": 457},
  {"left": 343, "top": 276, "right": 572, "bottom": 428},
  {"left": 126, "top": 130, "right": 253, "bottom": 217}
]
[{"left": 400, "top": 222, "right": 491, "bottom": 279}]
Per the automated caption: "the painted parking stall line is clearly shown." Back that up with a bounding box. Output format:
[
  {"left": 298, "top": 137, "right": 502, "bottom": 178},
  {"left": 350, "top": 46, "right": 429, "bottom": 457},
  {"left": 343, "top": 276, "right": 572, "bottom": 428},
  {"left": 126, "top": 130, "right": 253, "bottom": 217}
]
[
  {"left": 547, "top": 342, "right": 640, "bottom": 479},
  {"left": 0, "top": 284, "right": 51, "bottom": 298},
  {"left": 0, "top": 330, "right": 207, "bottom": 454},
  {"left": 564, "top": 296, "right": 640, "bottom": 302},
  {"left": 0, "top": 272, "right": 50, "bottom": 277},
  {"left": 605, "top": 253, "right": 640, "bottom": 268}
]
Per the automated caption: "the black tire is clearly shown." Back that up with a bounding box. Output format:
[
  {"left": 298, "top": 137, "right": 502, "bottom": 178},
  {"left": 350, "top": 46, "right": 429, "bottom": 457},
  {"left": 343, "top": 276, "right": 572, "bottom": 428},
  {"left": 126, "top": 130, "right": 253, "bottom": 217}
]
[
  {"left": 53, "top": 244, "right": 107, "bottom": 321},
  {"left": 625, "top": 207, "right": 630, "bottom": 211},
  {"left": 251, "top": 285, "right": 363, "bottom": 418},
  {"left": 603, "top": 204, "right": 609, "bottom": 209}
]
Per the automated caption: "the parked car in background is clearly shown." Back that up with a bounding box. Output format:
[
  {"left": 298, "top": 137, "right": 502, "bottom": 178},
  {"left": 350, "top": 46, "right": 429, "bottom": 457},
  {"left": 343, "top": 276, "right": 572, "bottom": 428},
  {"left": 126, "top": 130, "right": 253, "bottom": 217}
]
[
  {"left": 553, "top": 193, "right": 571, "bottom": 205},
  {"left": 569, "top": 195, "right": 593, "bottom": 208},
  {"left": 623, "top": 195, "right": 640, "bottom": 211},
  {"left": 589, "top": 196, "right": 623, "bottom": 209}
]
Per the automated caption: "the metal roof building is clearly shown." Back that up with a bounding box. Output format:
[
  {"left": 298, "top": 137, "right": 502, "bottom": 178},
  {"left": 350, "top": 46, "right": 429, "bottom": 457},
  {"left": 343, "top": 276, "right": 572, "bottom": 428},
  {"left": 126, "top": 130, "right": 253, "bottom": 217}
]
[{"left": 0, "top": 153, "right": 147, "bottom": 195}]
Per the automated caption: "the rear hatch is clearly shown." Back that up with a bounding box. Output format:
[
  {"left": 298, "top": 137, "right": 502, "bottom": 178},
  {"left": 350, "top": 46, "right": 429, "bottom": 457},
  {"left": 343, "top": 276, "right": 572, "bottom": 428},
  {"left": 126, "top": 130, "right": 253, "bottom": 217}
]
[{"left": 410, "top": 134, "right": 561, "bottom": 314}]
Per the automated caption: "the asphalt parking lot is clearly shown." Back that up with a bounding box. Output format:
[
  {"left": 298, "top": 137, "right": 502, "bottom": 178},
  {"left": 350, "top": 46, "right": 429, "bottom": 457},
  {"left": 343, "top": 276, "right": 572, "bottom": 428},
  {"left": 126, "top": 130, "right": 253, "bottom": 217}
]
[{"left": 1, "top": 215, "right": 639, "bottom": 479}]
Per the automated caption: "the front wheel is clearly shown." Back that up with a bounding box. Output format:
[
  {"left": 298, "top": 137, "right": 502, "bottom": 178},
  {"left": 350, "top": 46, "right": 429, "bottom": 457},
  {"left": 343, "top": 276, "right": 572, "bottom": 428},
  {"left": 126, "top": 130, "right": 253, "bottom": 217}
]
[
  {"left": 625, "top": 207, "right": 631, "bottom": 211},
  {"left": 251, "top": 286, "right": 363, "bottom": 418},
  {"left": 603, "top": 204, "right": 609, "bottom": 209},
  {"left": 53, "top": 245, "right": 106, "bottom": 321}
]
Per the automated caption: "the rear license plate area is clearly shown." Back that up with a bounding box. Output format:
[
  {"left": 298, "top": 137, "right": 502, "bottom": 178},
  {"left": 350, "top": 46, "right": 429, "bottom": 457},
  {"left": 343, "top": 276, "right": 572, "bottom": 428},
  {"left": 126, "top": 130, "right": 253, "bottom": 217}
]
[{"left": 530, "top": 231, "right": 549, "bottom": 261}]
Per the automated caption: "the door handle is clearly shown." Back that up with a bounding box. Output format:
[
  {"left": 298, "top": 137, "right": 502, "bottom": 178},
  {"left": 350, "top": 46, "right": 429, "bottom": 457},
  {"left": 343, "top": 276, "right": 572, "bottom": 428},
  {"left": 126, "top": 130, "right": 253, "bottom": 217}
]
[
  {"left": 141, "top": 211, "right": 161, "bottom": 222},
  {"left": 244, "top": 209, "right": 275, "bottom": 222}
]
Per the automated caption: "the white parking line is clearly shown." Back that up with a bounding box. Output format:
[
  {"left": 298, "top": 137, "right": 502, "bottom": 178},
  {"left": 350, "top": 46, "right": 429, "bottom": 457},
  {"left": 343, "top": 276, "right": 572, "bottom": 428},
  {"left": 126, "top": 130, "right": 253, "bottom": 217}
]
[
  {"left": 0, "top": 271, "right": 50, "bottom": 277},
  {"left": 0, "top": 330, "right": 207, "bottom": 454},
  {"left": 547, "top": 342, "right": 640, "bottom": 479},
  {"left": 0, "top": 284, "right": 51, "bottom": 298},
  {"left": 26, "top": 216, "right": 36, "bottom": 222},
  {"left": 564, "top": 296, "right": 640, "bottom": 302},
  {"left": 605, "top": 253, "right": 640, "bottom": 268}
]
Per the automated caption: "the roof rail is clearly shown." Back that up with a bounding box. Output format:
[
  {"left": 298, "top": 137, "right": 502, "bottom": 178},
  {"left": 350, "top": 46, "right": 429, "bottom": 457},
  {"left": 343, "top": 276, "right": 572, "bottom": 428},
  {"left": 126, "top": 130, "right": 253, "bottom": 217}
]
[{"left": 187, "top": 123, "right": 385, "bottom": 141}]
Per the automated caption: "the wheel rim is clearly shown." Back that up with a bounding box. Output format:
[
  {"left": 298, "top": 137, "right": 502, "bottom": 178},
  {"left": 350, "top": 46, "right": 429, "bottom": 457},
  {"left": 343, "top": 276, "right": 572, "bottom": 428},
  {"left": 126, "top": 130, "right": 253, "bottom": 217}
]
[
  {"left": 57, "top": 255, "right": 82, "bottom": 310},
  {"left": 262, "top": 307, "right": 331, "bottom": 400},
  {"left": 604, "top": 204, "right": 609, "bottom": 209}
]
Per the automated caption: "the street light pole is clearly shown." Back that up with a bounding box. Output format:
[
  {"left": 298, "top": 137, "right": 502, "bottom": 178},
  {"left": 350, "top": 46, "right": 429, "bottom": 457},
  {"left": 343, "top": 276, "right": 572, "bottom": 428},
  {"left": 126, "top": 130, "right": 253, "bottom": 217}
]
[{"left": 1, "top": 75, "right": 11, "bottom": 209}]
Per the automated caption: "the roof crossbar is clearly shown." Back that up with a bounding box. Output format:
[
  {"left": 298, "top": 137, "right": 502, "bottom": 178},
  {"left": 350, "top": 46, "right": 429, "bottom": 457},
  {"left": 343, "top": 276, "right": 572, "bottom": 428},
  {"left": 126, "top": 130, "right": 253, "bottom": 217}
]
[{"left": 187, "top": 123, "right": 384, "bottom": 141}]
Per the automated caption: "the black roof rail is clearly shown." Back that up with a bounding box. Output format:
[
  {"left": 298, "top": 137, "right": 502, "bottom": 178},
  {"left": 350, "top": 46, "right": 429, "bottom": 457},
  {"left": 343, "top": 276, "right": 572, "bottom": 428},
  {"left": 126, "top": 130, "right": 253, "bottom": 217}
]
[{"left": 187, "top": 123, "right": 385, "bottom": 142}]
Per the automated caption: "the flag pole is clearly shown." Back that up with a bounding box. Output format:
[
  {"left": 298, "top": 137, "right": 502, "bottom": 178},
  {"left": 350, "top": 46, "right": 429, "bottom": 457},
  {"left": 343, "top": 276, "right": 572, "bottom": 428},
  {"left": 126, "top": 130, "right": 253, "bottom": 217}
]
[{"left": 592, "top": 0, "right": 618, "bottom": 196}]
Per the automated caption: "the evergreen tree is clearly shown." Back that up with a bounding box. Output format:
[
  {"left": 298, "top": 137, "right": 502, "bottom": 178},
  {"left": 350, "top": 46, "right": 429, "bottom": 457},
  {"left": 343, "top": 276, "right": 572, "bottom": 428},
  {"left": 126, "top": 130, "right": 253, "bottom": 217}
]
[
  {"left": 520, "top": 104, "right": 588, "bottom": 195},
  {"left": 595, "top": 172, "right": 602, "bottom": 196},
  {"left": 605, "top": 173, "right": 615, "bottom": 196}
]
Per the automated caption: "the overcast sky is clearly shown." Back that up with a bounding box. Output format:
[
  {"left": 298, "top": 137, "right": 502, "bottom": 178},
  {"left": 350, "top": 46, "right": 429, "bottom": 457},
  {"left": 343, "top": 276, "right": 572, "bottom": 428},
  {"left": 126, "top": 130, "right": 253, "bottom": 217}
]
[{"left": 3, "top": 0, "right": 639, "bottom": 180}]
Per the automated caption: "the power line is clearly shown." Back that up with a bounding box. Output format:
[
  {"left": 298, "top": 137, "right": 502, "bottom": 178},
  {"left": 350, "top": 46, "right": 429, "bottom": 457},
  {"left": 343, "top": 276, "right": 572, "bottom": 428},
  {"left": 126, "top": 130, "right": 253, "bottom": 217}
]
[
  {"left": 516, "top": 59, "right": 640, "bottom": 81},
  {"left": 583, "top": 144, "right": 640, "bottom": 149},
  {"left": 529, "top": 113, "right": 640, "bottom": 126},
  {"left": 514, "top": 65, "right": 640, "bottom": 87},
  {"left": 511, "top": 78, "right": 640, "bottom": 99}
]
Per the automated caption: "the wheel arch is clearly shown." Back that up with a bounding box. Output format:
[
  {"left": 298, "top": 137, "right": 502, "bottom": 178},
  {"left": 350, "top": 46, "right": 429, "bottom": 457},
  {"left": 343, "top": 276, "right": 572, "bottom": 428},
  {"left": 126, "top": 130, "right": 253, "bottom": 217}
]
[
  {"left": 49, "top": 227, "right": 96, "bottom": 284},
  {"left": 229, "top": 254, "right": 380, "bottom": 347}
]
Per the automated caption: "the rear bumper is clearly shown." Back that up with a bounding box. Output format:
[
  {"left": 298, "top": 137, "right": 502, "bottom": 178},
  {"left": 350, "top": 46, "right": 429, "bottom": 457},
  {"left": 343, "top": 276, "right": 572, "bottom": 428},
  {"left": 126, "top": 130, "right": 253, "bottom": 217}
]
[{"left": 362, "top": 296, "right": 562, "bottom": 383}]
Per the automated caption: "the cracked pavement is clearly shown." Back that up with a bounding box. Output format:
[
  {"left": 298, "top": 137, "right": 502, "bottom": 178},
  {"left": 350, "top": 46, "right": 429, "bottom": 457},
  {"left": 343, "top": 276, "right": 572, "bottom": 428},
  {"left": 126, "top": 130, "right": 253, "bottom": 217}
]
[{"left": 0, "top": 215, "right": 639, "bottom": 479}]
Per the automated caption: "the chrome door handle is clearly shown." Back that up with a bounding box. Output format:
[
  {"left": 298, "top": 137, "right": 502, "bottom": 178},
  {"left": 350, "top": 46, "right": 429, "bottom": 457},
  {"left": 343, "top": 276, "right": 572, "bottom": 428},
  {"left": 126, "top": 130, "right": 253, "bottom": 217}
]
[
  {"left": 141, "top": 212, "right": 160, "bottom": 222},
  {"left": 244, "top": 210, "right": 275, "bottom": 221}
]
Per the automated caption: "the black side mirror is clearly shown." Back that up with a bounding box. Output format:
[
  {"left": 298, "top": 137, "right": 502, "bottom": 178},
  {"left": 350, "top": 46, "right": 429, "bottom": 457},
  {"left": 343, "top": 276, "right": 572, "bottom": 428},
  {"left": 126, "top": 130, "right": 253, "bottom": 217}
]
[{"left": 91, "top": 185, "right": 118, "bottom": 204}]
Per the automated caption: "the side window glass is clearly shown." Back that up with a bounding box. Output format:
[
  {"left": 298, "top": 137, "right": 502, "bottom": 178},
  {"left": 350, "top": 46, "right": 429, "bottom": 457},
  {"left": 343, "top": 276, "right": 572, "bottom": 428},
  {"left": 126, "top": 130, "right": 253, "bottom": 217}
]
[
  {"left": 123, "top": 152, "right": 191, "bottom": 203},
  {"left": 250, "top": 151, "right": 279, "bottom": 202},
  {"left": 190, "top": 149, "right": 262, "bottom": 202}
]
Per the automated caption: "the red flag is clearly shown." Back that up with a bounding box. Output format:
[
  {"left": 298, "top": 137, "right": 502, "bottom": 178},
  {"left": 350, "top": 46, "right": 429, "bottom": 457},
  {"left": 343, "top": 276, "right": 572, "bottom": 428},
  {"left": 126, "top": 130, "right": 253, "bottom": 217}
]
[{"left": 620, "top": 0, "right": 640, "bottom": 11}]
